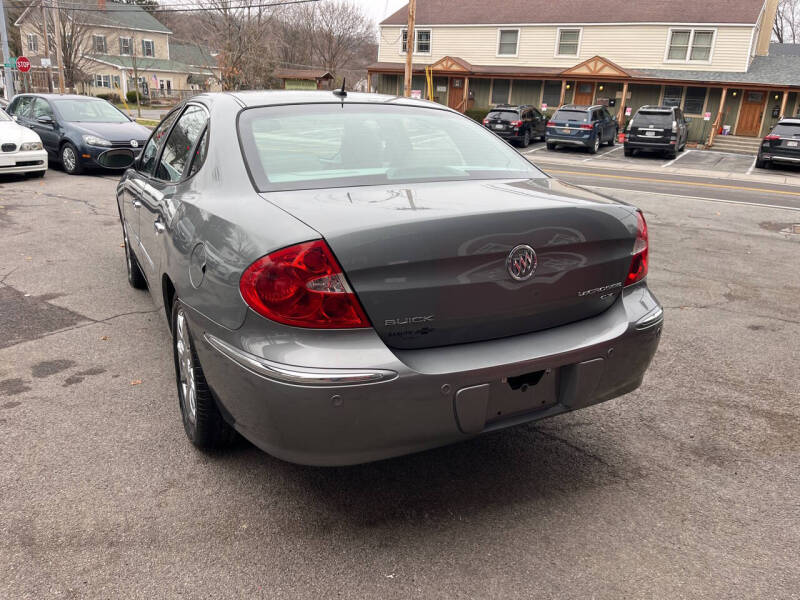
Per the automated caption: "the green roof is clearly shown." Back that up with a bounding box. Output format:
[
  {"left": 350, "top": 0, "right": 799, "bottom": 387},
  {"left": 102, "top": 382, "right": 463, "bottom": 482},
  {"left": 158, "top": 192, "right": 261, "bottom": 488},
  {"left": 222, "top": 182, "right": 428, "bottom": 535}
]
[
  {"left": 40, "top": 0, "right": 172, "bottom": 33},
  {"left": 87, "top": 54, "right": 214, "bottom": 76},
  {"left": 169, "top": 41, "right": 217, "bottom": 68}
]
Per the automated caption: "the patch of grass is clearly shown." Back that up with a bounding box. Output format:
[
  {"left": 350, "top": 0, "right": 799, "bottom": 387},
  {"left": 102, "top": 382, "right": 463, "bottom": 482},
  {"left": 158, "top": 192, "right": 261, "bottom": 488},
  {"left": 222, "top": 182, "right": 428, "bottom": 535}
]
[{"left": 135, "top": 118, "right": 159, "bottom": 128}]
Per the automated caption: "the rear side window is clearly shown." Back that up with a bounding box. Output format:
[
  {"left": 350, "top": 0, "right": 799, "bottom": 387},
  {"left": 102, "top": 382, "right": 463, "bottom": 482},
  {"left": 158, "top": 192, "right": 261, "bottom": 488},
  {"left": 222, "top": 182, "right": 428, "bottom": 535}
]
[
  {"left": 552, "top": 109, "right": 589, "bottom": 122},
  {"left": 773, "top": 123, "right": 800, "bottom": 137},
  {"left": 487, "top": 110, "right": 519, "bottom": 120},
  {"left": 187, "top": 127, "right": 209, "bottom": 178},
  {"left": 156, "top": 105, "right": 208, "bottom": 182},
  {"left": 10, "top": 96, "right": 33, "bottom": 118},
  {"left": 633, "top": 111, "right": 674, "bottom": 128},
  {"left": 31, "top": 98, "right": 53, "bottom": 119}
]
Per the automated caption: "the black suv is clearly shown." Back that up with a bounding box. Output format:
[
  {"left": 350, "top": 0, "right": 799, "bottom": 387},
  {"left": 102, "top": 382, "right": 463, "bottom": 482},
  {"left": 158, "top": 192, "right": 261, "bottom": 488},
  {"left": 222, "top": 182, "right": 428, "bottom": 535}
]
[
  {"left": 545, "top": 105, "right": 618, "bottom": 154},
  {"left": 756, "top": 118, "right": 800, "bottom": 169},
  {"left": 482, "top": 105, "right": 547, "bottom": 147},
  {"left": 624, "top": 105, "right": 689, "bottom": 159}
]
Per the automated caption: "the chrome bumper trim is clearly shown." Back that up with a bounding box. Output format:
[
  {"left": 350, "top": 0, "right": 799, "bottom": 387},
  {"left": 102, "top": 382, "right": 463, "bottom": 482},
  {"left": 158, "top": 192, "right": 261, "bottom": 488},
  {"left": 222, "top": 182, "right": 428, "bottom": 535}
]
[
  {"left": 204, "top": 333, "right": 398, "bottom": 387},
  {"left": 635, "top": 306, "right": 664, "bottom": 330}
]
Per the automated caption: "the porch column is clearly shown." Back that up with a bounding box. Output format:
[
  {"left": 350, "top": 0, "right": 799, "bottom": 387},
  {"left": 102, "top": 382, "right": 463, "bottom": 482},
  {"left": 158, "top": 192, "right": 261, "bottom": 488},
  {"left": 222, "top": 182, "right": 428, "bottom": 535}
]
[
  {"left": 464, "top": 76, "right": 470, "bottom": 111},
  {"left": 366, "top": 71, "right": 372, "bottom": 93},
  {"left": 779, "top": 89, "right": 789, "bottom": 118},
  {"left": 617, "top": 81, "right": 629, "bottom": 123},
  {"left": 120, "top": 69, "right": 128, "bottom": 95},
  {"left": 708, "top": 87, "right": 728, "bottom": 147},
  {"left": 558, "top": 80, "right": 566, "bottom": 107}
]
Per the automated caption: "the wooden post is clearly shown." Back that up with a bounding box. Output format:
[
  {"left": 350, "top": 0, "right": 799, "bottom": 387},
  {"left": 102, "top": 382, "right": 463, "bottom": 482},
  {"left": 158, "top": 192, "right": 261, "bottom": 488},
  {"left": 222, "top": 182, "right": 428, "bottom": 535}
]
[
  {"left": 779, "top": 90, "right": 789, "bottom": 118},
  {"left": 366, "top": 71, "right": 372, "bottom": 93},
  {"left": 403, "top": 0, "right": 416, "bottom": 98},
  {"left": 558, "top": 80, "right": 566, "bottom": 107},
  {"left": 51, "top": 0, "right": 66, "bottom": 93},
  {"left": 617, "top": 81, "right": 629, "bottom": 123},
  {"left": 708, "top": 87, "right": 728, "bottom": 147},
  {"left": 464, "top": 76, "right": 470, "bottom": 112},
  {"left": 41, "top": 0, "right": 53, "bottom": 92}
]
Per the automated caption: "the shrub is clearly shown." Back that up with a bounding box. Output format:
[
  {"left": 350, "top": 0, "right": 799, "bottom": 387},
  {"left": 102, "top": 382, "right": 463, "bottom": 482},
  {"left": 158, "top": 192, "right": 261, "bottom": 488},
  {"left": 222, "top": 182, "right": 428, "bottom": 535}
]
[
  {"left": 465, "top": 107, "right": 490, "bottom": 123},
  {"left": 95, "top": 93, "right": 120, "bottom": 103},
  {"left": 125, "top": 90, "right": 149, "bottom": 105}
]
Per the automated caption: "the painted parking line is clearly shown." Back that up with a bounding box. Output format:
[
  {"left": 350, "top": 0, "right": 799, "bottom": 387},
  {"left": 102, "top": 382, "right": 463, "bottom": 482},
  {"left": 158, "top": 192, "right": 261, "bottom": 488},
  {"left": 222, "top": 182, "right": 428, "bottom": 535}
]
[
  {"left": 662, "top": 149, "right": 693, "bottom": 168},
  {"left": 581, "top": 146, "right": 620, "bottom": 162},
  {"left": 746, "top": 156, "right": 759, "bottom": 176},
  {"left": 524, "top": 145, "right": 547, "bottom": 154}
]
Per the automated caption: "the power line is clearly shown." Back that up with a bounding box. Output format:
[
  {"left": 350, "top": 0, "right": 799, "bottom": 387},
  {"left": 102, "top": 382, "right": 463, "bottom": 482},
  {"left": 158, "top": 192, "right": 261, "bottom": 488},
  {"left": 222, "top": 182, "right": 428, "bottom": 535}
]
[{"left": 3, "top": 0, "right": 320, "bottom": 13}]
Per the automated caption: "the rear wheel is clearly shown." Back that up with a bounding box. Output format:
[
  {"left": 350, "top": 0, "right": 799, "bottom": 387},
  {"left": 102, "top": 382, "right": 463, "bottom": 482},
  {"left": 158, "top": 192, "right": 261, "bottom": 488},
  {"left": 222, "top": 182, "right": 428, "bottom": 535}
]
[
  {"left": 522, "top": 130, "right": 531, "bottom": 148},
  {"left": 755, "top": 157, "right": 769, "bottom": 169},
  {"left": 666, "top": 150, "right": 678, "bottom": 160},
  {"left": 172, "top": 301, "right": 236, "bottom": 449},
  {"left": 122, "top": 223, "right": 147, "bottom": 289},
  {"left": 607, "top": 132, "right": 616, "bottom": 146},
  {"left": 60, "top": 143, "right": 83, "bottom": 175},
  {"left": 589, "top": 137, "right": 600, "bottom": 154},
  {"left": 624, "top": 148, "right": 633, "bottom": 157},
  {"left": 546, "top": 142, "right": 556, "bottom": 151}
]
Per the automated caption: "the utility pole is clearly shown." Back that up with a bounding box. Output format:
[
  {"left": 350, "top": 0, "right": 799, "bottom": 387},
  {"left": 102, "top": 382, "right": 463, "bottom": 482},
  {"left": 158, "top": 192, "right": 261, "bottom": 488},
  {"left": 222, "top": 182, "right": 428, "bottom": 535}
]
[
  {"left": 403, "top": 0, "right": 416, "bottom": 98},
  {"left": 41, "top": 0, "right": 53, "bottom": 92},
  {"left": 51, "top": 0, "right": 66, "bottom": 93},
  {"left": 130, "top": 33, "right": 141, "bottom": 118},
  {"left": 0, "top": 0, "right": 15, "bottom": 99}
]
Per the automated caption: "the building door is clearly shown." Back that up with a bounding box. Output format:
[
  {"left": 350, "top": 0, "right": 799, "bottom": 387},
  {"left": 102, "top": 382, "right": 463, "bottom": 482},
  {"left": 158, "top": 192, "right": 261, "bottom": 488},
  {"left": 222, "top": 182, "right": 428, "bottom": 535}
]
[
  {"left": 574, "top": 82, "right": 595, "bottom": 105},
  {"left": 737, "top": 91, "right": 766, "bottom": 136},
  {"left": 448, "top": 77, "right": 465, "bottom": 111}
]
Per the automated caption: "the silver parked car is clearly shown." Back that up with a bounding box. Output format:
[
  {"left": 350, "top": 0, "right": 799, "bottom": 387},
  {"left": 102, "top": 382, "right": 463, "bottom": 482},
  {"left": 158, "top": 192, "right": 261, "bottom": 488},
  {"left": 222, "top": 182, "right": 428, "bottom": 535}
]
[{"left": 115, "top": 91, "right": 663, "bottom": 466}]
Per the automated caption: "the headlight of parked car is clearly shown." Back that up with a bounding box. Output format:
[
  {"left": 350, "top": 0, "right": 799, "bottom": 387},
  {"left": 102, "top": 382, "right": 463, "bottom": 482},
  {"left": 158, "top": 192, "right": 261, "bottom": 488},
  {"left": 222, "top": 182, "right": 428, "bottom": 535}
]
[
  {"left": 83, "top": 135, "right": 112, "bottom": 147},
  {"left": 20, "top": 141, "right": 43, "bottom": 151}
]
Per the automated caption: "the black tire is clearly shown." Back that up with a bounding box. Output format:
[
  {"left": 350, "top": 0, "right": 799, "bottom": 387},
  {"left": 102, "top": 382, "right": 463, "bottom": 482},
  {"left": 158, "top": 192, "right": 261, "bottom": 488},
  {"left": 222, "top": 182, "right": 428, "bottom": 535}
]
[
  {"left": 608, "top": 132, "right": 616, "bottom": 146},
  {"left": 26, "top": 170, "right": 46, "bottom": 178},
  {"left": 546, "top": 142, "right": 556, "bottom": 151},
  {"left": 60, "top": 142, "right": 83, "bottom": 175},
  {"left": 122, "top": 222, "right": 147, "bottom": 290},
  {"left": 172, "top": 300, "right": 237, "bottom": 450},
  {"left": 666, "top": 151, "right": 678, "bottom": 160},
  {"left": 522, "top": 130, "right": 531, "bottom": 148},
  {"left": 589, "top": 137, "right": 600, "bottom": 154},
  {"left": 624, "top": 147, "right": 633, "bottom": 157},
  {"left": 755, "top": 157, "right": 769, "bottom": 169}
]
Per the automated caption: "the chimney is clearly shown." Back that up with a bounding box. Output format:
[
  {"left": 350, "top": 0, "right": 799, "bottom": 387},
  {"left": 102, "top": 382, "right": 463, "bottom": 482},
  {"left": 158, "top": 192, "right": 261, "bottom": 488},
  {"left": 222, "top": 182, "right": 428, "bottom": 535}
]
[
  {"left": 756, "top": 0, "right": 779, "bottom": 56},
  {"left": 98, "top": 0, "right": 106, "bottom": 10}
]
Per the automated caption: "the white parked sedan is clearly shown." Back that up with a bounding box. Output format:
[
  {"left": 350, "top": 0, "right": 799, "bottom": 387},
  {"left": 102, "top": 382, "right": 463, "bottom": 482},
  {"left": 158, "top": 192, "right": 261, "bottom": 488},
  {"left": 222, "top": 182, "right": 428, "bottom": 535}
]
[{"left": 0, "top": 109, "right": 47, "bottom": 177}]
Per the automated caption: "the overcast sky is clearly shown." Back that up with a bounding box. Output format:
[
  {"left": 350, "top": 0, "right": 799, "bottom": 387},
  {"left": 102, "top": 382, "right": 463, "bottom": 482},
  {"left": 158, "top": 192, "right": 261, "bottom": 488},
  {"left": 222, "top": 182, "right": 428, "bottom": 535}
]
[{"left": 352, "top": 0, "right": 408, "bottom": 25}]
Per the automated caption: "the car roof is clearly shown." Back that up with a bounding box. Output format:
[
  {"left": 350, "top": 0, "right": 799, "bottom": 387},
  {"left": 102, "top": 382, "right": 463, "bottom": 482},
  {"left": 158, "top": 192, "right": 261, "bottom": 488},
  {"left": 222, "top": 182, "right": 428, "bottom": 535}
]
[
  {"left": 196, "top": 90, "right": 454, "bottom": 111},
  {"left": 777, "top": 118, "right": 800, "bottom": 125},
  {"left": 12, "top": 93, "right": 105, "bottom": 101},
  {"left": 638, "top": 105, "right": 676, "bottom": 112},
  {"left": 559, "top": 105, "right": 607, "bottom": 111}
]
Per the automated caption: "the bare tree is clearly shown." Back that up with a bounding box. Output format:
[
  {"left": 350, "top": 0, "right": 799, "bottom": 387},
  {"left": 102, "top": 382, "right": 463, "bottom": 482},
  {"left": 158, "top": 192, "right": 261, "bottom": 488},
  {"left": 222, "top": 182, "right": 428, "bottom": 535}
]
[
  {"left": 27, "top": 1, "right": 92, "bottom": 89},
  {"left": 774, "top": 0, "right": 800, "bottom": 43}
]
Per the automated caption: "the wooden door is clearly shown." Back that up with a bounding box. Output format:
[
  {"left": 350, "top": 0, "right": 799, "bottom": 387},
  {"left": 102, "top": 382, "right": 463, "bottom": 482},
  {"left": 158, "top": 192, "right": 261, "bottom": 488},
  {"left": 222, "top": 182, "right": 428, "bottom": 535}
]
[
  {"left": 448, "top": 77, "right": 465, "bottom": 111},
  {"left": 574, "top": 82, "right": 595, "bottom": 106},
  {"left": 737, "top": 91, "right": 766, "bottom": 136}
]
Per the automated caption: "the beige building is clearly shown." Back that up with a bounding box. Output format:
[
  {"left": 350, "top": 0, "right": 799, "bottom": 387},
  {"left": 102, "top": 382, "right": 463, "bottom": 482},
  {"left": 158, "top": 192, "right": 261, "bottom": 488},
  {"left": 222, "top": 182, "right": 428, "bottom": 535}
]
[
  {"left": 15, "top": 0, "right": 220, "bottom": 100},
  {"left": 369, "top": 0, "right": 795, "bottom": 145}
]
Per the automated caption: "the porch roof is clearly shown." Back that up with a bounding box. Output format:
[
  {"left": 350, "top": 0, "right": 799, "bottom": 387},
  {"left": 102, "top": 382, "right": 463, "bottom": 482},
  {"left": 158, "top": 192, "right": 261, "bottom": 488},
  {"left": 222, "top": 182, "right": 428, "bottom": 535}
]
[{"left": 86, "top": 54, "right": 215, "bottom": 76}]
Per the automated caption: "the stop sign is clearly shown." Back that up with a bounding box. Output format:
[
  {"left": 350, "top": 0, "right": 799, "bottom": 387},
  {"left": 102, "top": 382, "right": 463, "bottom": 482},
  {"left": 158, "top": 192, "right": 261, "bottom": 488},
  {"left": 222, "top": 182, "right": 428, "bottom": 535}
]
[{"left": 16, "top": 56, "right": 31, "bottom": 73}]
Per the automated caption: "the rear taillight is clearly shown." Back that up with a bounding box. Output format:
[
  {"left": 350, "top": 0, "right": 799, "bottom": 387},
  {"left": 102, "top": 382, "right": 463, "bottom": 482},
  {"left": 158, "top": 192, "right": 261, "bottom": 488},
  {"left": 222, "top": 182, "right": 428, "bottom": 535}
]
[
  {"left": 240, "top": 240, "right": 370, "bottom": 329},
  {"left": 511, "top": 120, "right": 523, "bottom": 128},
  {"left": 580, "top": 124, "right": 593, "bottom": 130},
  {"left": 482, "top": 118, "right": 489, "bottom": 125},
  {"left": 625, "top": 211, "right": 649, "bottom": 287},
  {"left": 546, "top": 121, "right": 556, "bottom": 127},
  {"left": 764, "top": 134, "right": 780, "bottom": 141}
]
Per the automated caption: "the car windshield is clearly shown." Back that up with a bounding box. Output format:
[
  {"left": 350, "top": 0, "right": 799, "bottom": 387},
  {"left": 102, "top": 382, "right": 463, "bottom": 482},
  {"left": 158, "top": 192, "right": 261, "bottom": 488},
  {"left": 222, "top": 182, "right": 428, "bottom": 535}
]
[
  {"left": 773, "top": 123, "right": 800, "bottom": 137},
  {"left": 552, "top": 109, "right": 589, "bottom": 122},
  {"left": 53, "top": 99, "right": 129, "bottom": 123},
  {"left": 239, "top": 103, "right": 543, "bottom": 192},
  {"left": 634, "top": 111, "right": 673, "bottom": 127},
  {"left": 487, "top": 110, "right": 519, "bottom": 120}
]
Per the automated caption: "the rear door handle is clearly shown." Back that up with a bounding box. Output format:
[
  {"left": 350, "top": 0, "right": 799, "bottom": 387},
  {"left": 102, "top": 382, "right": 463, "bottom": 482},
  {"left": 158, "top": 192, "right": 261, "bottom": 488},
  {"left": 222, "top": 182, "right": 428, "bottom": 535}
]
[
  {"left": 153, "top": 220, "right": 166, "bottom": 234},
  {"left": 132, "top": 200, "right": 142, "bottom": 209}
]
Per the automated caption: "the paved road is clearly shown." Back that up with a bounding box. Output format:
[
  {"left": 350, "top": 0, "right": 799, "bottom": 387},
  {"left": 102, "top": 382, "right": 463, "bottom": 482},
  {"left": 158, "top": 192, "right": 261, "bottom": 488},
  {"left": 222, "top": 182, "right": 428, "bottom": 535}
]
[{"left": 1, "top": 169, "right": 798, "bottom": 598}]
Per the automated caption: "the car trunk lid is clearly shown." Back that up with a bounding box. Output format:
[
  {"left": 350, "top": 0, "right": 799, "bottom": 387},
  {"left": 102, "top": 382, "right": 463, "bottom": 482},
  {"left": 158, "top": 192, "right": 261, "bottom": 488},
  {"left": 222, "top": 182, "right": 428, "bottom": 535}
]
[
  {"left": 630, "top": 110, "right": 674, "bottom": 144},
  {"left": 261, "top": 179, "right": 639, "bottom": 350}
]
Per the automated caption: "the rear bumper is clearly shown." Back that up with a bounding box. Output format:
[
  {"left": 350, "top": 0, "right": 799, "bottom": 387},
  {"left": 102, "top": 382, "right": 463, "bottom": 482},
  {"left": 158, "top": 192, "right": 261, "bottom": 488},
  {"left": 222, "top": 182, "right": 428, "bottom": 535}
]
[
  {"left": 624, "top": 140, "right": 675, "bottom": 150},
  {"left": 760, "top": 152, "right": 800, "bottom": 163},
  {"left": 190, "top": 283, "right": 663, "bottom": 466},
  {"left": 0, "top": 149, "right": 48, "bottom": 174},
  {"left": 546, "top": 134, "right": 594, "bottom": 147}
]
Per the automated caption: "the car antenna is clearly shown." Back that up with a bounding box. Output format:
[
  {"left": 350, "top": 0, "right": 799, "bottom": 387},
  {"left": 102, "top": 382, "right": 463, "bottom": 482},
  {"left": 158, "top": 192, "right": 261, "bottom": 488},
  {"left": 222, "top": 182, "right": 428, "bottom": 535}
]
[{"left": 333, "top": 78, "right": 347, "bottom": 99}]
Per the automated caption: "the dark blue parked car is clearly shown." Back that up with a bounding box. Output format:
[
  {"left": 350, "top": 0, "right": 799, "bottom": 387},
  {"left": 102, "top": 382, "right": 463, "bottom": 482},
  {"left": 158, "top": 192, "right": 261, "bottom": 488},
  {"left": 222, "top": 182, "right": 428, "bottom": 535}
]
[
  {"left": 546, "top": 104, "right": 618, "bottom": 154},
  {"left": 5, "top": 94, "right": 151, "bottom": 175}
]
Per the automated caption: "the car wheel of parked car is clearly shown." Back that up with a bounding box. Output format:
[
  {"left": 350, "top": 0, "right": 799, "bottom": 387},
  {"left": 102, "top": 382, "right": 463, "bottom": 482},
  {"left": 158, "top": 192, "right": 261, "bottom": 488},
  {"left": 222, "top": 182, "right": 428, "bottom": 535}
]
[
  {"left": 589, "top": 137, "right": 600, "bottom": 154},
  {"left": 546, "top": 142, "right": 556, "bottom": 151},
  {"left": 172, "top": 301, "right": 237, "bottom": 449},
  {"left": 522, "top": 131, "right": 531, "bottom": 148},
  {"left": 666, "top": 150, "right": 678, "bottom": 160},
  {"left": 123, "top": 223, "right": 147, "bottom": 290},
  {"left": 607, "top": 132, "right": 616, "bottom": 147},
  {"left": 624, "top": 148, "right": 634, "bottom": 157},
  {"left": 755, "top": 157, "right": 770, "bottom": 169},
  {"left": 60, "top": 142, "right": 83, "bottom": 175}
]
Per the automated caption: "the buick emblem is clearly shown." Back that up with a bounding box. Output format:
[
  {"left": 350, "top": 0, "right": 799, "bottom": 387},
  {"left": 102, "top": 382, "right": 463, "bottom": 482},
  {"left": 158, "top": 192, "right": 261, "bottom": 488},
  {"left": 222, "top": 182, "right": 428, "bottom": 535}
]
[
  {"left": 130, "top": 140, "right": 139, "bottom": 148},
  {"left": 506, "top": 245, "right": 537, "bottom": 281}
]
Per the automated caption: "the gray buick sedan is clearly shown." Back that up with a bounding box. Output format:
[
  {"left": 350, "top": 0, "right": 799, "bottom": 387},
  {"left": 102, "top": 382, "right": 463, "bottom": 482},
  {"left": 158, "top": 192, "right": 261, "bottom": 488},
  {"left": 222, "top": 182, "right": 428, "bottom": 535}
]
[{"left": 115, "top": 90, "right": 663, "bottom": 466}]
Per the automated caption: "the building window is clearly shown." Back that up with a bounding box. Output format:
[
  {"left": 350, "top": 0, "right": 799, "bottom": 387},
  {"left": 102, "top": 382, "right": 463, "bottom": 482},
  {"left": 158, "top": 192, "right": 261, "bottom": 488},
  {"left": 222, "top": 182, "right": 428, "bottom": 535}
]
[
  {"left": 667, "top": 29, "right": 714, "bottom": 62},
  {"left": 119, "top": 37, "right": 132, "bottom": 55},
  {"left": 402, "top": 29, "right": 431, "bottom": 54},
  {"left": 491, "top": 79, "right": 510, "bottom": 105},
  {"left": 142, "top": 39, "right": 154, "bottom": 57},
  {"left": 663, "top": 85, "right": 683, "bottom": 108},
  {"left": 556, "top": 28, "right": 581, "bottom": 57},
  {"left": 27, "top": 33, "right": 38, "bottom": 53},
  {"left": 92, "top": 35, "right": 107, "bottom": 53},
  {"left": 684, "top": 87, "right": 707, "bottom": 114},
  {"left": 498, "top": 29, "right": 519, "bottom": 56},
  {"left": 94, "top": 74, "right": 111, "bottom": 88}
]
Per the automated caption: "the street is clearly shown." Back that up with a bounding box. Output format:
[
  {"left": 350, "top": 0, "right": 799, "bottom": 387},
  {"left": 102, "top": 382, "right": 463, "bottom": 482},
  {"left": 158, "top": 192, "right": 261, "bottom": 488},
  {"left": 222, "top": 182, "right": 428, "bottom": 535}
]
[{"left": 1, "top": 165, "right": 799, "bottom": 598}]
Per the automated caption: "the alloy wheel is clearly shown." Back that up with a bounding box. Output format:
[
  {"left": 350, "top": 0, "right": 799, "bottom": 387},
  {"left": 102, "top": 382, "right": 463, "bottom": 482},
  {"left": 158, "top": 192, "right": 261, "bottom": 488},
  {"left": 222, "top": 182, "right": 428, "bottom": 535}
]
[
  {"left": 62, "top": 146, "right": 77, "bottom": 172},
  {"left": 175, "top": 309, "right": 197, "bottom": 425}
]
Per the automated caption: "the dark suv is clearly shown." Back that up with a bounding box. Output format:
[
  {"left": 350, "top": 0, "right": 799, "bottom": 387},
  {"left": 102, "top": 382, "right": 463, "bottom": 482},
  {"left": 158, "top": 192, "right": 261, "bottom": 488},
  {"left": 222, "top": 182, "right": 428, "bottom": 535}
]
[
  {"left": 482, "top": 105, "right": 547, "bottom": 147},
  {"left": 756, "top": 118, "right": 800, "bottom": 169},
  {"left": 545, "top": 105, "right": 618, "bottom": 154},
  {"left": 624, "top": 105, "right": 688, "bottom": 159}
]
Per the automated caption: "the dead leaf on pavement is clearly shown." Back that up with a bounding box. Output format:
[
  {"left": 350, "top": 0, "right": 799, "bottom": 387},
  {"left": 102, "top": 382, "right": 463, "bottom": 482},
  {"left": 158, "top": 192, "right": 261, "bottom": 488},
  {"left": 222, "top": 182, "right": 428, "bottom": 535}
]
[{"left": 130, "top": 379, "right": 142, "bottom": 386}]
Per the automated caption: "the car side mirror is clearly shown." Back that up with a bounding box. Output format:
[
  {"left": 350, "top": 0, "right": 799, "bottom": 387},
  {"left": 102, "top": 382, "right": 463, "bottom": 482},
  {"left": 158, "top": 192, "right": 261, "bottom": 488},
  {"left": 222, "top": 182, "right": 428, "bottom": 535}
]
[
  {"left": 97, "top": 148, "right": 136, "bottom": 169},
  {"left": 37, "top": 115, "right": 54, "bottom": 124}
]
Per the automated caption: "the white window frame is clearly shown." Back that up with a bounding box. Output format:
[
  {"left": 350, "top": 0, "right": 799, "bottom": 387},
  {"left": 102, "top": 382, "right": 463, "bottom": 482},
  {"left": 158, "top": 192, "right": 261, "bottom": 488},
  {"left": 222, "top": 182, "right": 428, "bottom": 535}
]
[
  {"left": 92, "top": 34, "right": 107, "bottom": 54},
  {"left": 496, "top": 28, "right": 520, "bottom": 58},
  {"left": 555, "top": 27, "right": 582, "bottom": 58},
  {"left": 664, "top": 28, "right": 716, "bottom": 64},
  {"left": 27, "top": 33, "right": 39, "bottom": 53},
  {"left": 94, "top": 74, "right": 111, "bottom": 88},
  {"left": 119, "top": 36, "right": 132, "bottom": 55},
  {"left": 142, "top": 39, "right": 155, "bottom": 57},
  {"left": 400, "top": 28, "right": 432, "bottom": 56}
]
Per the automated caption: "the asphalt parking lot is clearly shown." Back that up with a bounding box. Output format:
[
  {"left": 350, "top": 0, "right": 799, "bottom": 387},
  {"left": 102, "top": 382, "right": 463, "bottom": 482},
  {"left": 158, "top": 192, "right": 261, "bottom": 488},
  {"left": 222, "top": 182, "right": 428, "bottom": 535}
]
[{"left": 1, "top": 169, "right": 799, "bottom": 598}]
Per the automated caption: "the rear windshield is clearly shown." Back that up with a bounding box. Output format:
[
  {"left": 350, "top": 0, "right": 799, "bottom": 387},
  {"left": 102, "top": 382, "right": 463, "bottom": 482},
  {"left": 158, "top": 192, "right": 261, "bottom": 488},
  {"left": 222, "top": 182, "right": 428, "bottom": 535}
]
[
  {"left": 552, "top": 109, "right": 589, "bottom": 122},
  {"left": 773, "top": 123, "right": 800, "bottom": 137},
  {"left": 633, "top": 111, "right": 673, "bottom": 127},
  {"left": 487, "top": 110, "right": 519, "bottom": 120},
  {"left": 238, "top": 103, "right": 543, "bottom": 192}
]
